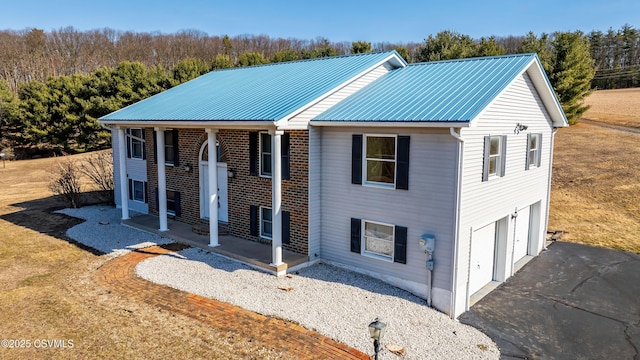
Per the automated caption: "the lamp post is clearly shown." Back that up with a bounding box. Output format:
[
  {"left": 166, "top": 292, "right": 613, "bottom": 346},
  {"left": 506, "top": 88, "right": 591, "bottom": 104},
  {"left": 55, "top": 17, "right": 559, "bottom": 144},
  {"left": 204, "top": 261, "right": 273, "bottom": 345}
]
[{"left": 368, "top": 317, "right": 387, "bottom": 360}]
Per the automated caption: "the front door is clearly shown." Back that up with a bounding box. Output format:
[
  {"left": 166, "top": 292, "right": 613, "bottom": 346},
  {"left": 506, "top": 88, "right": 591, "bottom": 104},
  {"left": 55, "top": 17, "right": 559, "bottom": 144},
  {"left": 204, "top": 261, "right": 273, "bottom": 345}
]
[
  {"left": 200, "top": 162, "right": 229, "bottom": 223},
  {"left": 513, "top": 205, "right": 531, "bottom": 263}
]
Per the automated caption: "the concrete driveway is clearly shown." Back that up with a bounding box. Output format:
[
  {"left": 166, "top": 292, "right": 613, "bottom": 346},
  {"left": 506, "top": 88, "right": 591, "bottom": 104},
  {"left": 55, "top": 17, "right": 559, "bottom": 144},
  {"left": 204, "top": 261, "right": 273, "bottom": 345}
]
[{"left": 459, "top": 241, "right": 640, "bottom": 359}]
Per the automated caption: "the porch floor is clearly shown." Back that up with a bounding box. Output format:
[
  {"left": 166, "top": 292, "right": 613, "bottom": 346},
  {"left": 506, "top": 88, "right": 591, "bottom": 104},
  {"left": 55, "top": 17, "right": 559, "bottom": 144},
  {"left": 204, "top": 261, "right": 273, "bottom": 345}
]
[{"left": 122, "top": 214, "right": 309, "bottom": 275}]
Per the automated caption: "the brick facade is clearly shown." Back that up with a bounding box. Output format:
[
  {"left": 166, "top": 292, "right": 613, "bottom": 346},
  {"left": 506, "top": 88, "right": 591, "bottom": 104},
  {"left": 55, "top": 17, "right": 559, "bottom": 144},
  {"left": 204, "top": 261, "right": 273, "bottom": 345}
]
[{"left": 146, "top": 128, "right": 309, "bottom": 255}]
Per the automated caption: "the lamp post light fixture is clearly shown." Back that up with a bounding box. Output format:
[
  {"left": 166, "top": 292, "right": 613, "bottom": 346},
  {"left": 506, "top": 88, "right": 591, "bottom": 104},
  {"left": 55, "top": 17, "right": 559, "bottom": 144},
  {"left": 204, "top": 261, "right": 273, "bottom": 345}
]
[{"left": 368, "top": 317, "right": 387, "bottom": 360}]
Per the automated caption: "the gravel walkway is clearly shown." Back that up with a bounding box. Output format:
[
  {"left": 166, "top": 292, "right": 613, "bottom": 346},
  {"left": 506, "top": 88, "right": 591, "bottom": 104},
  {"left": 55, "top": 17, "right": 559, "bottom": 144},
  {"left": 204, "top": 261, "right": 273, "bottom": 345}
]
[
  {"left": 59, "top": 206, "right": 499, "bottom": 358},
  {"left": 56, "top": 205, "right": 172, "bottom": 256},
  {"left": 137, "top": 247, "right": 499, "bottom": 359}
]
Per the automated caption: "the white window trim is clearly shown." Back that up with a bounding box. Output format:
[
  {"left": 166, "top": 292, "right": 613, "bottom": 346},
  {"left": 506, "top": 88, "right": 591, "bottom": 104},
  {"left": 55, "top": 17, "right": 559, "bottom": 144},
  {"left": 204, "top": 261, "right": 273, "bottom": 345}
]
[
  {"left": 528, "top": 133, "right": 541, "bottom": 169},
  {"left": 259, "top": 132, "right": 272, "bottom": 178},
  {"left": 362, "top": 134, "right": 397, "bottom": 189},
  {"left": 126, "top": 128, "right": 145, "bottom": 160},
  {"left": 130, "top": 179, "right": 146, "bottom": 203},
  {"left": 361, "top": 219, "right": 395, "bottom": 263},
  {"left": 488, "top": 135, "right": 502, "bottom": 178},
  {"left": 260, "top": 206, "right": 272, "bottom": 240}
]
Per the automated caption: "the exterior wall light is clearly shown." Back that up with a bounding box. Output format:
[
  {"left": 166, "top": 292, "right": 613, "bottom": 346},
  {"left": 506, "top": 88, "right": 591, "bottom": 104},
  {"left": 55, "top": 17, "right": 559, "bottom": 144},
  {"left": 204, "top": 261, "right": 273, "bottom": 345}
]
[
  {"left": 368, "top": 317, "right": 387, "bottom": 360},
  {"left": 227, "top": 169, "right": 235, "bottom": 178},
  {"left": 514, "top": 123, "right": 529, "bottom": 135}
]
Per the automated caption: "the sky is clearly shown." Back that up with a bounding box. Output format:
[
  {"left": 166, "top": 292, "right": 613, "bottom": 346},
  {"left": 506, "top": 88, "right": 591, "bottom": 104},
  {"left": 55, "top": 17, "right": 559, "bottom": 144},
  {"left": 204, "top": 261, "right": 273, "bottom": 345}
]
[{"left": 1, "top": 0, "right": 638, "bottom": 43}]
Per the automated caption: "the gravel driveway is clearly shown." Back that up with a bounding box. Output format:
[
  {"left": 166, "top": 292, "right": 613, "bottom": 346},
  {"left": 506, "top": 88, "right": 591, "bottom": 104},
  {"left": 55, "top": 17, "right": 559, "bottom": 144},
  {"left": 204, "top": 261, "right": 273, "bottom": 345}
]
[{"left": 60, "top": 205, "right": 499, "bottom": 359}]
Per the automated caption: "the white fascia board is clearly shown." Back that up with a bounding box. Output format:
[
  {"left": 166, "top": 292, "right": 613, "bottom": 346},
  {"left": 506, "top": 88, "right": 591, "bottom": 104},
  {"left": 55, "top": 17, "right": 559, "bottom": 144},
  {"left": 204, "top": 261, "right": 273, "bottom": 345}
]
[
  {"left": 310, "top": 121, "right": 471, "bottom": 128},
  {"left": 525, "top": 60, "right": 569, "bottom": 127},
  {"left": 274, "top": 53, "right": 407, "bottom": 128},
  {"left": 98, "top": 120, "right": 277, "bottom": 130}
]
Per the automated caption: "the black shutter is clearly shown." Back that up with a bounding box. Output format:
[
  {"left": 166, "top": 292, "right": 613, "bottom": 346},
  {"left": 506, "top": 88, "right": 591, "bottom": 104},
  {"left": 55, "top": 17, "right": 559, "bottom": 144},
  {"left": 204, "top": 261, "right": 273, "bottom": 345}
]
[
  {"left": 281, "top": 132, "right": 290, "bottom": 180},
  {"left": 396, "top": 136, "right": 410, "bottom": 190},
  {"left": 350, "top": 218, "right": 361, "bottom": 253},
  {"left": 282, "top": 211, "right": 290, "bottom": 244},
  {"left": 249, "top": 132, "right": 258, "bottom": 176},
  {"left": 249, "top": 205, "right": 258, "bottom": 236},
  {"left": 537, "top": 134, "right": 542, "bottom": 168},
  {"left": 352, "top": 135, "right": 363, "bottom": 185},
  {"left": 525, "top": 133, "right": 531, "bottom": 170},
  {"left": 155, "top": 187, "right": 159, "bottom": 211},
  {"left": 174, "top": 191, "right": 181, "bottom": 217},
  {"left": 153, "top": 130, "right": 158, "bottom": 164},
  {"left": 394, "top": 225, "right": 408, "bottom": 264},
  {"left": 126, "top": 130, "right": 131, "bottom": 158},
  {"left": 482, "top": 136, "right": 490, "bottom": 181},
  {"left": 144, "top": 182, "right": 148, "bottom": 204},
  {"left": 500, "top": 135, "right": 507, "bottom": 177},
  {"left": 172, "top": 130, "right": 180, "bottom": 166},
  {"left": 128, "top": 179, "right": 133, "bottom": 200},
  {"left": 142, "top": 129, "right": 147, "bottom": 160}
]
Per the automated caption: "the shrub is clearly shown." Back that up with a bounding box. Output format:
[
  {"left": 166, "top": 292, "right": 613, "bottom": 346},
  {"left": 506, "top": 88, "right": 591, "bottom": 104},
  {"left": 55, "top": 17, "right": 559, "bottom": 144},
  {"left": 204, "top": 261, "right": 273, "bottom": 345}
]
[
  {"left": 79, "top": 150, "right": 114, "bottom": 204},
  {"left": 49, "top": 160, "right": 82, "bottom": 208}
]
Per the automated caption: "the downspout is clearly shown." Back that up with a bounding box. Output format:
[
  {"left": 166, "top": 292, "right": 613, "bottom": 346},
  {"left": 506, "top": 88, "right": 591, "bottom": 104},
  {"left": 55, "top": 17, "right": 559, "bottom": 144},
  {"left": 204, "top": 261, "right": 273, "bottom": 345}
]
[
  {"left": 543, "top": 128, "right": 559, "bottom": 250},
  {"left": 449, "top": 128, "right": 464, "bottom": 318}
]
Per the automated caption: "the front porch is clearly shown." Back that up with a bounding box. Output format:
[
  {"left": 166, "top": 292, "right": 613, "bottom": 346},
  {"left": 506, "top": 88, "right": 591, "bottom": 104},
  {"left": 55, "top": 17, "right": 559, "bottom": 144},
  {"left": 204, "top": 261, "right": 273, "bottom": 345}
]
[{"left": 123, "top": 214, "right": 309, "bottom": 276}]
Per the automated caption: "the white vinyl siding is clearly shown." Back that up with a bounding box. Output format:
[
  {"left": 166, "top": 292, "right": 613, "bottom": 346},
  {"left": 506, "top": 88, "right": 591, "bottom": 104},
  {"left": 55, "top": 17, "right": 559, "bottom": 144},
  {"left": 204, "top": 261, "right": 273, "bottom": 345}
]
[
  {"left": 286, "top": 63, "right": 393, "bottom": 129},
  {"left": 319, "top": 127, "right": 457, "bottom": 309},
  {"left": 113, "top": 128, "right": 149, "bottom": 214},
  {"left": 454, "top": 72, "right": 555, "bottom": 317},
  {"left": 308, "top": 126, "right": 322, "bottom": 259}
]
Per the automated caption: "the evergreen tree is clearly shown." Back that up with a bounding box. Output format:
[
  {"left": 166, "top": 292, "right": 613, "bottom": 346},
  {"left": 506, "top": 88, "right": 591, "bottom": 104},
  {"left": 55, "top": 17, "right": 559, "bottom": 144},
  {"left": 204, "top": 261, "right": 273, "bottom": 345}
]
[
  {"left": 520, "top": 32, "right": 554, "bottom": 75},
  {"left": 237, "top": 52, "right": 269, "bottom": 67},
  {"left": 476, "top": 36, "right": 506, "bottom": 57},
  {"left": 416, "top": 30, "right": 477, "bottom": 61},
  {"left": 212, "top": 54, "right": 234, "bottom": 69},
  {"left": 171, "top": 58, "right": 209, "bottom": 85},
  {"left": 393, "top": 46, "right": 412, "bottom": 63},
  {"left": 271, "top": 49, "right": 299, "bottom": 63},
  {"left": 351, "top": 41, "right": 372, "bottom": 54},
  {"left": 550, "top": 31, "right": 597, "bottom": 124}
]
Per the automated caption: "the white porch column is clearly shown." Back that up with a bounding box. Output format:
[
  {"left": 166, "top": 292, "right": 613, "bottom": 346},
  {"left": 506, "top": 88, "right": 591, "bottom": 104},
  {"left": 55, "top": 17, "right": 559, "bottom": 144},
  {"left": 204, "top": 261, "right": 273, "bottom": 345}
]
[
  {"left": 206, "top": 129, "right": 219, "bottom": 247},
  {"left": 116, "top": 126, "right": 129, "bottom": 220},
  {"left": 155, "top": 127, "right": 168, "bottom": 231},
  {"left": 270, "top": 129, "right": 284, "bottom": 266}
]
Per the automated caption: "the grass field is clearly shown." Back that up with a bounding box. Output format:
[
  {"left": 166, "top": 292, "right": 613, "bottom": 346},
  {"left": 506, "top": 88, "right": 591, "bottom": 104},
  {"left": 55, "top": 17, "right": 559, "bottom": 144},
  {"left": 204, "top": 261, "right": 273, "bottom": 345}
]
[
  {"left": 548, "top": 88, "right": 640, "bottom": 253},
  {"left": 0, "top": 155, "right": 290, "bottom": 359},
  {"left": 582, "top": 87, "right": 640, "bottom": 128}
]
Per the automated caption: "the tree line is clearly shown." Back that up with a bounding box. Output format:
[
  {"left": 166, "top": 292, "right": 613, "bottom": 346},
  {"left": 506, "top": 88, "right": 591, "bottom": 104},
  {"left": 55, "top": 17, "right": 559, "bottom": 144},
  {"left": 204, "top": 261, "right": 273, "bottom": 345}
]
[{"left": 1, "top": 25, "right": 632, "bottom": 156}]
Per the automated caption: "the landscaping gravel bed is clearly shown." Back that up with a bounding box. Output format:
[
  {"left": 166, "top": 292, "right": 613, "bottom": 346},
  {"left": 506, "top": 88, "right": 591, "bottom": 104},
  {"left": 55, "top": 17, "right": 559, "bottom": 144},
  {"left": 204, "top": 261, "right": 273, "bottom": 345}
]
[
  {"left": 137, "top": 247, "right": 499, "bottom": 359},
  {"left": 56, "top": 205, "right": 172, "bottom": 256}
]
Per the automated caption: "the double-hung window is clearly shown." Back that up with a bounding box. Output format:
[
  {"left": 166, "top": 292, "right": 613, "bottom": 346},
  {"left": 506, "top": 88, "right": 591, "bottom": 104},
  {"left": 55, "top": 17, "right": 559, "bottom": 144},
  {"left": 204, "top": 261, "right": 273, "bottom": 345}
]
[
  {"left": 164, "top": 131, "right": 175, "bottom": 165},
  {"left": 126, "top": 128, "right": 144, "bottom": 159},
  {"left": 483, "top": 135, "right": 507, "bottom": 181},
  {"left": 364, "top": 135, "right": 396, "bottom": 187},
  {"left": 128, "top": 179, "right": 146, "bottom": 203},
  {"left": 350, "top": 218, "right": 407, "bottom": 264},
  {"left": 363, "top": 220, "right": 395, "bottom": 261},
  {"left": 166, "top": 190, "right": 177, "bottom": 215},
  {"left": 352, "top": 134, "right": 409, "bottom": 190},
  {"left": 526, "top": 133, "right": 542, "bottom": 170},
  {"left": 260, "top": 207, "right": 272, "bottom": 239},
  {"left": 260, "top": 133, "right": 272, "bottom": 177}
]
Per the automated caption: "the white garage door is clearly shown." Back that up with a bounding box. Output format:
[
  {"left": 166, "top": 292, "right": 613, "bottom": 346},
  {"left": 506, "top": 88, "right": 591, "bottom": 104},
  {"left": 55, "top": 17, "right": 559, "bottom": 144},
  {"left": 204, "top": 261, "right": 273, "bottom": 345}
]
[
  {"left": 513, "top": 205, "right": 531, "bottom": 263},
  {"left": 469, "top": 222, "right": 497, "bottom": 295}
]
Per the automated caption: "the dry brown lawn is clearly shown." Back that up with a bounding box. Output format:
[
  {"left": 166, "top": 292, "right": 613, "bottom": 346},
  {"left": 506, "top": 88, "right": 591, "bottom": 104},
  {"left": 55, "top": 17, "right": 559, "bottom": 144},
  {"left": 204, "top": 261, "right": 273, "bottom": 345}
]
[
  {"left": 0, "top": 154, "right": 290, "bottom": 359},
  {"left": 549, "top": 88, "right": 640, "bottom": 253},
  {"left": 582, "top": 87, "right": 640, "bottom": 128}
]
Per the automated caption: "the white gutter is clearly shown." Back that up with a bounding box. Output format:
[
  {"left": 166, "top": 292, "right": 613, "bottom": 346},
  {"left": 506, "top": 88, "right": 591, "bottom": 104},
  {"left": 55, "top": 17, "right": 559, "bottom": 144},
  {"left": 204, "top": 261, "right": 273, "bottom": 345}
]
[
  {"left": 543, "top": 128, "right": 559, "bottom": 249},
  {"left": 448, "top": 127, "right": 464, "bottom": 319}
]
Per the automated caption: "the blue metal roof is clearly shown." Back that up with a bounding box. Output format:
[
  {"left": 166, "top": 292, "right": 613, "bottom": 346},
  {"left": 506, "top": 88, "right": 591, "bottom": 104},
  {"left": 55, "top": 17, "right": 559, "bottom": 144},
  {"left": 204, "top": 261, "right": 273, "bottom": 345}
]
[
  {"left": 313, "top": 54, "right": 538, "bottom": 122},
  {"left": 100, "top": 51, "right": 403, "bottom": 122}
]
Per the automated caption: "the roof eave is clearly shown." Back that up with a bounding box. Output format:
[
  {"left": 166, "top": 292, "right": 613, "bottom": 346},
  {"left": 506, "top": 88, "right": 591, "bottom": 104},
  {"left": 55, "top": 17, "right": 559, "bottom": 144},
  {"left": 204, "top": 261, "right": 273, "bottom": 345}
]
[
  {"left": 310, "top": 120, "right": 471, "bottom": 128},
  {"left": 98, "top": 119, "right": 277, "bottom": 129}
]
